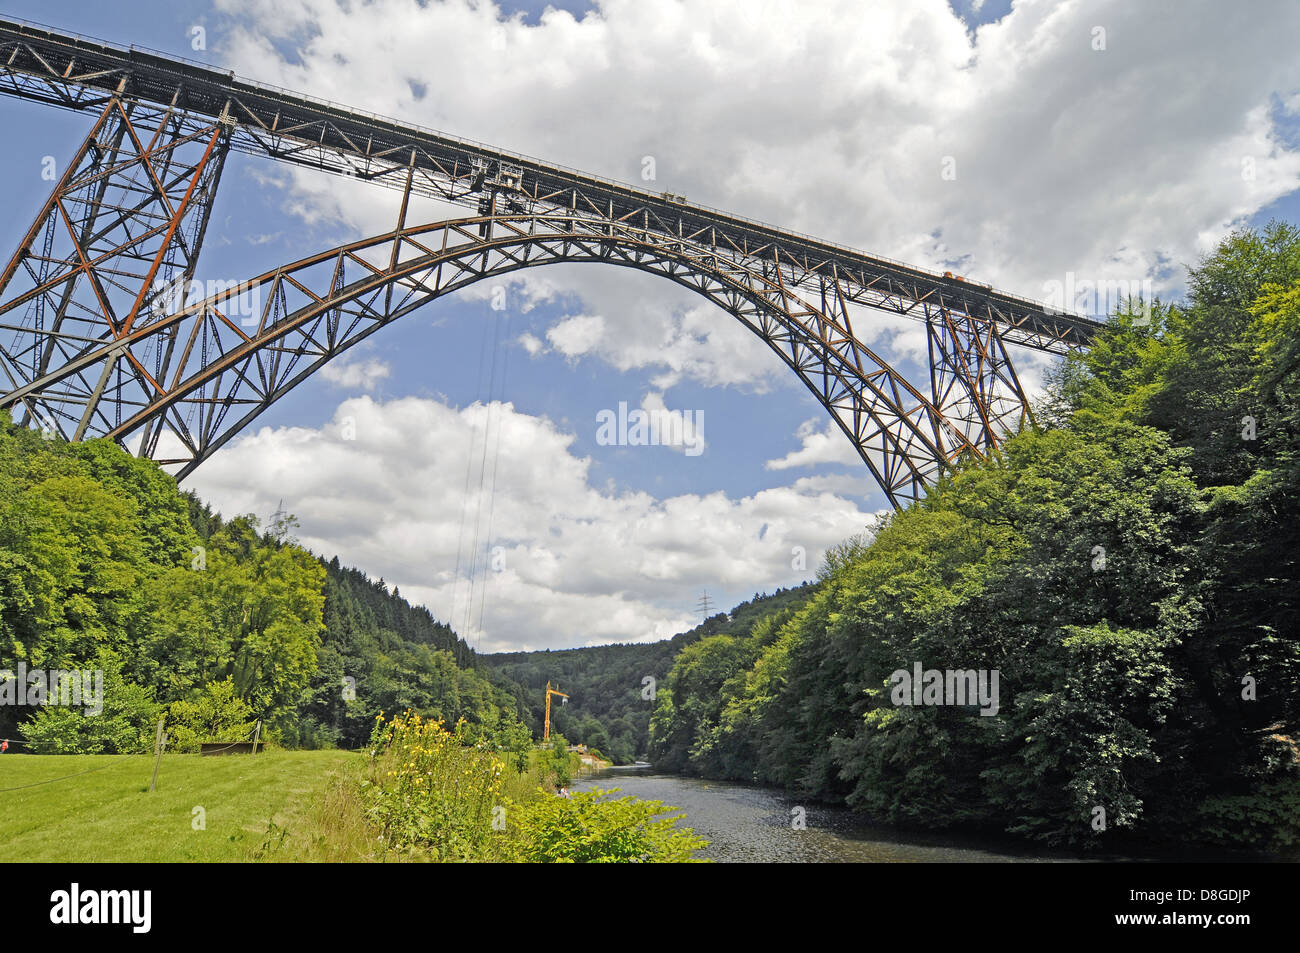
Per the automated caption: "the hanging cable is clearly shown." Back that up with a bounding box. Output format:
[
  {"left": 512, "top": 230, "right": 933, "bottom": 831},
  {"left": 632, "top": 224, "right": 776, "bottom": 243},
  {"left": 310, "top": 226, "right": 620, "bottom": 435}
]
[
  {"left": 449, "top": 309, "right": 494, "bottom": 631},
  {"left": 462, "top": 305, "right": 506, "bottom": 645},
  {"left": 475, "top": 318, "right": 511, "bottom": 647}
]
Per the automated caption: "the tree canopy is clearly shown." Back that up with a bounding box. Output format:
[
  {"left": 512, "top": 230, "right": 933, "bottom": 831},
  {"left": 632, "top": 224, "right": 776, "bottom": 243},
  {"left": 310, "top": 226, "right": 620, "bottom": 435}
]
[{"left": 649, "top": 223, "right": 1300, "bottom": 855}]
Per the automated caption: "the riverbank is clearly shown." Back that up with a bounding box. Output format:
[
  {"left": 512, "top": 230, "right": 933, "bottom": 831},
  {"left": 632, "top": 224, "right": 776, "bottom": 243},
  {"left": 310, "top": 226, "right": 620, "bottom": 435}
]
[
  {"left": 573, "top": 767, "right": 1280, "bottom": 863},
  {"left": 0, "top": 744, "right": 702, "bottom": 863},
  {"left": 4, "top": 749, "right": 1274, "bottom": 863}
]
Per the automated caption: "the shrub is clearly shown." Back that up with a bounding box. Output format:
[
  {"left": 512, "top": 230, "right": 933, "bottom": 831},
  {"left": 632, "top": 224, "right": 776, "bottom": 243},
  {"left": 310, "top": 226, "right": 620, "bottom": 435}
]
[
  {"left": 165, "top": 677, "right": 257, "bottom": 753},
  {"left": 1195, "top": 781, "right": 1300, "bottom": 858},
  {"left": 363, "top": 711, "right": 508, "bottom": 860},
  {"left": 512, "top": 788, "right": 708, "bottom": 863},
  {"left": 18, "top": 653, "right": 159, "bottom": 754},
  {"left": 362, "top": 712, "right": 709, "bottom": 862}
]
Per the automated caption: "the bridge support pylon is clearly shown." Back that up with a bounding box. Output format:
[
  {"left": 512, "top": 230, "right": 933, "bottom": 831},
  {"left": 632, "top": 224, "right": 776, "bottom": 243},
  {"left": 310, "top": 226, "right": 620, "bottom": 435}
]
[
  {"left": 0, "top": 90, "right": 230, "bottom": 450},
  {"left": 926, "top": 308, "right": 1032, "bottom": 456}
]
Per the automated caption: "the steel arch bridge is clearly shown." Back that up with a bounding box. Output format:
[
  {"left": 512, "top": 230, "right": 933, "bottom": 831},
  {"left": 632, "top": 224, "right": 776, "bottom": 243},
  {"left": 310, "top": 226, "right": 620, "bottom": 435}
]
[{"left": 0, "top": 18, "right": 1103, "bottom": 509}]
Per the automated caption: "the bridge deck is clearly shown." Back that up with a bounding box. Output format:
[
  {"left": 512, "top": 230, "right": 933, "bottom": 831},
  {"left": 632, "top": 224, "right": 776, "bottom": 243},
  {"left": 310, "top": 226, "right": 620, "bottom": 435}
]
[{"left": 0, "top": 16, "right": 1103, "bottom": 354}]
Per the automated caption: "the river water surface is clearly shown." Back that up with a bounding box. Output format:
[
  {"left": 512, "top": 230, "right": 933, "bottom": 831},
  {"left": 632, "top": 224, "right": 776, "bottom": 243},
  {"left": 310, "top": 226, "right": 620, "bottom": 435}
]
[{"left": 573, "top": 765, "right": 1088, "bottom": 863}]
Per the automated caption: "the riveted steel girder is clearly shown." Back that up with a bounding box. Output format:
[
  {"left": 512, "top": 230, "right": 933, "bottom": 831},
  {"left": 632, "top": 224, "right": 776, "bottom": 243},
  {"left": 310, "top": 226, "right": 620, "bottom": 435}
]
[
  {"left": 1, "top": 213, "right": 987, "bottom": 506},
  {"left": 0, "top": 90, "right": 229, "bottom": 444},
  {"left": 0, "top": 16, "right": 1103, "bottom": 356},
  {"left": 0, "top": 16, "right": 1101, "bottom": 508}
]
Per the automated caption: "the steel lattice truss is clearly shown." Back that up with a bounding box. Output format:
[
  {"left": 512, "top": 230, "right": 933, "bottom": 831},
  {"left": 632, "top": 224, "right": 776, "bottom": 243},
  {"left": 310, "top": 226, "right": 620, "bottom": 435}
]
[
  {"left": 0, "top": 94, "right": 229, "bottom": 444},
  {"left": 0, "top": 17, "right": 1104, "bottom": 508}
]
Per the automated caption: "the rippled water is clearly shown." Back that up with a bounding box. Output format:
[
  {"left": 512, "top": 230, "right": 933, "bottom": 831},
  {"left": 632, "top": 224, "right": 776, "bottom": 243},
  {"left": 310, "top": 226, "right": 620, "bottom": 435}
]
[{"left": 573, "top": 766, "right": 1084, "bottom": 863}]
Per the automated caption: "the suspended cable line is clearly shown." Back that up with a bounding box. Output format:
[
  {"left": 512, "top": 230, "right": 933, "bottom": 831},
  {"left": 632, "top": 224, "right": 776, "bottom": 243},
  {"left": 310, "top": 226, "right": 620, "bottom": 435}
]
[
  {"left": 463, "top": 305, "right": 507, "bottom": 648},
  {"left": 448, "top": 310, "right": 494, "bottom": 631},
  {"left": 475, "top": 312, "right": 512, "bottom": 647}
]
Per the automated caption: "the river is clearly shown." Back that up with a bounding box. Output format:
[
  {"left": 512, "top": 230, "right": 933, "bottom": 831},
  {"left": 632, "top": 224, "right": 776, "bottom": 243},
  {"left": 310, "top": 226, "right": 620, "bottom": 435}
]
[{"left": 573, "top": 765, "right": 1088, "bottom": 863}]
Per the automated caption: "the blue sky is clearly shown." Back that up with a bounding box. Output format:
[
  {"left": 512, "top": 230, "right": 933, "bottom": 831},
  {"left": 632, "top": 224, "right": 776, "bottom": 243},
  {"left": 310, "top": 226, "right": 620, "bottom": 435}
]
[
  {"left": 0, "top": 0, "right": 880, "bottom": 512},
  {"left": 3, "top": 0, "right": 1299, "bottom": 651}
]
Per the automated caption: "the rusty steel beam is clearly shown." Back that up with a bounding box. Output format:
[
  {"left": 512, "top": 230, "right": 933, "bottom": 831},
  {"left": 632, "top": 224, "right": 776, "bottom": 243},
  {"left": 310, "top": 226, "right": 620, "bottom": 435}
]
[
  {"left": 0, "top": 15, "right": 1108, "bottom": 508},
  {"left": 0, "top": 16, "right": 1103, "bottom": 354},
  {"left": 2, "top": 213, "right": 986, "bottom": 506},
  {"left": 0, "top": 86, "right": 229, "bottom": 444}
]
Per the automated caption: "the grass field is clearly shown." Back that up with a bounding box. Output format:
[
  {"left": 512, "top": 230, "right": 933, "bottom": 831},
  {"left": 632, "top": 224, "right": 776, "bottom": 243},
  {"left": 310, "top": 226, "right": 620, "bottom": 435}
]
[{"left": 0, "top": 750, "right": 373, "bottom": 862}]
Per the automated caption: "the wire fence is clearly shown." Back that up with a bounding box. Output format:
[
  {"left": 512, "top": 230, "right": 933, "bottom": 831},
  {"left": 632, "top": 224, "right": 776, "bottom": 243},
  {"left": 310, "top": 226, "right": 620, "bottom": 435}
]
[
  {"left": 0, "top": 746, "right": 153, "bottom": 793},
  {"left": 0, "top": 723, "right": 261, "bottom": 793}
]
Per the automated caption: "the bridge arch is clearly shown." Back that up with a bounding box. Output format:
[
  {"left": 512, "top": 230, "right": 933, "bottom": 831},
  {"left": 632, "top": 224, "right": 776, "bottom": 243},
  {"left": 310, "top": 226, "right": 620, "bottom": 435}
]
[
  {"left": 0, "top": 25, "right": 1101, "bottom": 512},
  {"left": 3, "top": 211, "right": 984, "bottom": 507}
]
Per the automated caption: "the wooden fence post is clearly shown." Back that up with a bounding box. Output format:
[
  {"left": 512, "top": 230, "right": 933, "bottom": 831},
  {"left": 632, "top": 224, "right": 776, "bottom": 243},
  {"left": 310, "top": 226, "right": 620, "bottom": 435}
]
[
  {"left": 148, "top": 717, "right": 165, "bottom": 791},
  {"left": 251, "top": 719, "right": 262, "bottom": 755}
]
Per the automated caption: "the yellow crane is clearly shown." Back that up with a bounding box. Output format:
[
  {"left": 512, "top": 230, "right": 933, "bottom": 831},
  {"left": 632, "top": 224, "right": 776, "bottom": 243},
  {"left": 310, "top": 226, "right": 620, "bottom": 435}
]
[{"left": 543, "top": 680, "right": 568, "bottom": 742}]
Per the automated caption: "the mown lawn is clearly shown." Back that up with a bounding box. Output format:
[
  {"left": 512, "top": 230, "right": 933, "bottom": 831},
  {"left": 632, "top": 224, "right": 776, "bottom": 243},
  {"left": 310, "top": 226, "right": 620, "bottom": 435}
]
[{"left": 0, "top": 750, "right": 366, "bottom": 862}]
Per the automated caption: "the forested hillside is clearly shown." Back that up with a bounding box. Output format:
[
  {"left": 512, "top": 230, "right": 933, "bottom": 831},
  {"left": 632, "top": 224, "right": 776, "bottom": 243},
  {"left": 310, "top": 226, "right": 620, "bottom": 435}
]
[
  {"left": 650, "top": 223, "right": 1300, "bottom": 856},
  {"left": 484, "top": 584, "right": 818, "bottom": 762},
  {"left": 0, "top": 426, "right": 528, "bottom": 753}
]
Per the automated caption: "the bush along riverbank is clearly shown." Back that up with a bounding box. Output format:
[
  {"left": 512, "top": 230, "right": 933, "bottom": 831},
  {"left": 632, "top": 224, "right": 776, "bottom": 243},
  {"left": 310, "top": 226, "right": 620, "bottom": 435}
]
[{"left": 359, "top": 712, "right": 707, "bottom": 862}]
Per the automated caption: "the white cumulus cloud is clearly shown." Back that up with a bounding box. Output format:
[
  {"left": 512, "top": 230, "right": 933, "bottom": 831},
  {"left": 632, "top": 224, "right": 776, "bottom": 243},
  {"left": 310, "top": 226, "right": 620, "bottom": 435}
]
[
  {"left": 767, "top": 418, "right": 864, "bottom": 471},
  {"left": 319, "top": 356, "right": 392, "bottom": 392},
  {"left": 176, "top": 394, "right": 869, "bottom": 651},
  {"left": 207, "top": 0, "right": 1300, "bottom": 395}
]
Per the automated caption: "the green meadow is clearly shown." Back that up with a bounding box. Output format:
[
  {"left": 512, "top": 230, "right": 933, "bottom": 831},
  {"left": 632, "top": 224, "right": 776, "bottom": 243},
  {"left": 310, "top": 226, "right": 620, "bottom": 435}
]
[{"left": 0, "top": 751, "right": 371, "bottom": 862}]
